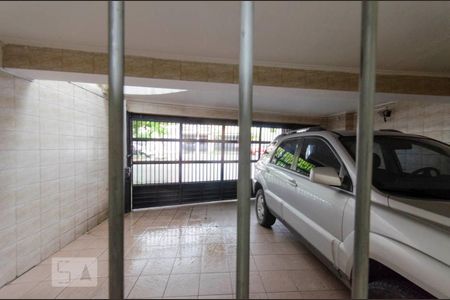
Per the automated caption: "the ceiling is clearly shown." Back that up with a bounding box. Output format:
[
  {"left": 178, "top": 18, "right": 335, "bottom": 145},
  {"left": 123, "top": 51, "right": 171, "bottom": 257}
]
[
  {"left": 8, "top": 68, "right": 449, "bottom": 117},
  {"left": 0, "top": 1, "right": 449, "bottom": 75}
]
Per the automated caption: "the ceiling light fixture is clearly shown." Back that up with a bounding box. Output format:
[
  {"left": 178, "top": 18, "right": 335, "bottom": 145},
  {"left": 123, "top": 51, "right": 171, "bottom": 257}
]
[{"left": 124, "top": 86, "right": 186, "bottom": 95}]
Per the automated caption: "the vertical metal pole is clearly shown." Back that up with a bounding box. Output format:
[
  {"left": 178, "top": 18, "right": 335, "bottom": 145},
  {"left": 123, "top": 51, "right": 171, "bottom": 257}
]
[
  {"left": 236, "top": 1, "right": 253, "bottom": 299},
  {"left": 108, "top": 1, "right": 124, "bottom": 299},
  {"left": 179, "top": 123, "right": 183, "bottom": 201},
  {"left": 352, "top": 1, "right": 378, "bottom": 299}
]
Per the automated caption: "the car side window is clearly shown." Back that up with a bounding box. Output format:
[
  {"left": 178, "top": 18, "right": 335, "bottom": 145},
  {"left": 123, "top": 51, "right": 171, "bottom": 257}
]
[
  {"left": 260, "top": 139, "right": 278, "bottom": 162},
  {"left": 271, "top": 139, "right": 298, "bottom": 170},
  {"left": 297, "top": 137, "right": 352, "bottom": 191}
]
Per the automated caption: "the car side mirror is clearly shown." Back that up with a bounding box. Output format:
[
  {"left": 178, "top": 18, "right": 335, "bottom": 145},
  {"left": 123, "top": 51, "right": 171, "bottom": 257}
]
[{"left": 309, "top": 167, "right": 342, "bottom": 187}]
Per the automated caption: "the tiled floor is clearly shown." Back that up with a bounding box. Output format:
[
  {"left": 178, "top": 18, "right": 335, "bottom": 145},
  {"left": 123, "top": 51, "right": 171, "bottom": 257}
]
[{"left": 0, "top": 201, "right": 349, "bottom": 299}]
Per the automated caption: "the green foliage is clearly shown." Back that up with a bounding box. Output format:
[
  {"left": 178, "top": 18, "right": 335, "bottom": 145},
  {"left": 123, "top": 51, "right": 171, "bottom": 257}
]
[{"left": 132, "top": 121, "right": 168, "bottom": 138}]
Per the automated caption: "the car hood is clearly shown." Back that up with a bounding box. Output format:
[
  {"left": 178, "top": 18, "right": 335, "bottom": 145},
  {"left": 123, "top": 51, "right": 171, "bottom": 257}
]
[{"left": 388, "top": 196, "right": 450, "bottom": 228}]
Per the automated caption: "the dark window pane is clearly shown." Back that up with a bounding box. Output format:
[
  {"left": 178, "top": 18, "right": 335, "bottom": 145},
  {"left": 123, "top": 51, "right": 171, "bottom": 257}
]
[
  {"left": 340, "top": 135, "right": 450, "bottom": 200},
  {"left": 271, "top": 140, "right": 298, "bottom": 170},
  {"left": 297, "top": 138, "right": 341, "bottom": 176}
]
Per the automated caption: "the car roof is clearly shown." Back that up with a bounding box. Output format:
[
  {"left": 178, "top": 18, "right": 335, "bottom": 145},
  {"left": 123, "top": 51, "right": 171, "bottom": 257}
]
[
  {"left": 332, "top": 129, "right": 427, "bottom": 138},
  {"left": 277, "top": 127, "right": 427, "bottom": 140}
]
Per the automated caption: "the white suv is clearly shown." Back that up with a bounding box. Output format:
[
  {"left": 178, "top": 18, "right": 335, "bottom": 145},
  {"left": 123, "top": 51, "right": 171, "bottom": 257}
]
[{"left": 252, "top": 128, "right": 450, "bottom": 299}]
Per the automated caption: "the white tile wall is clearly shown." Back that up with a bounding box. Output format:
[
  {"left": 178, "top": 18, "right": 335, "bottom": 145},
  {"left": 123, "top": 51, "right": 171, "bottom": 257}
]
[
  {"left": 325, "top": 99, "right": 450, "bottom": 145},
  {"left": 374, "top": 100, "right": 450, "bottom": 144},
  {"left": 0, "top": 71, "right": 108, "bottom": 287}
]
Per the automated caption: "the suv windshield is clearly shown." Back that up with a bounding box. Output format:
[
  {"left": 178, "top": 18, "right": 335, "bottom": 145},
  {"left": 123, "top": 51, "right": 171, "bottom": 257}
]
[{"left": 340, "top": 135, "right": 450, "bottom": 200}]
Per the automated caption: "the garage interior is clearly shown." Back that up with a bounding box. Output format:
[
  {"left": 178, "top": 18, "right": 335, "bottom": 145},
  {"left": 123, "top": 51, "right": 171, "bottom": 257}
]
[{"left": 0, "top": 1, "right": 449, "bottom": 299}]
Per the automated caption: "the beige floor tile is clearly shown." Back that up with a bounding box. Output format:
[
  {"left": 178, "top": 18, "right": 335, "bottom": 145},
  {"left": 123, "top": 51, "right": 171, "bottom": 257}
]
[
  {"left": 124, "top": 259, "right": 148, "bottom": 276},
  {"left": 124, "top": 276, "right": 139, "bottom": 298},
  {"left": 57, "top": 248, "right": 106, "bottom": 259},
  {"left": 311, "top": 267, "right": 347, "bottom": 290},
  {"left": 299, "top": 289, "right": 350, "bottom": 299},
  {"left": 147, "top": 227, "right": 179, "bottom": 237},
  {"left": 125, "top": 246, "right": 153, "bottom": 259},
  {"left": 138, "top": 227, "right": 167, "bottom": 238},
  {"left": 198, "top": 294, "right": 233, "bottom": 299},
  {"left": 152, "top": 219, "right": 173, "bottom": 227},
  {"left": 172, "top": 257, "right": 201, "bottom": 274},
  {"left": 201, "top": 255, "right": 229, "bottom": 273},
  {"left": 230, "top": 272, "right": 266, "bottom": 294},
  {"left": 199, "top": 273, "right": 232, "bottom": 296},
  {"left": 177, "top": 244, "right": 203, "bottom": 257},
  {"left": 40, "top": 250, "right": 75, "bottom": 265},
  {"left": 164, "top": 274, "right": 200, "bottom": 297},
  {"left": 0, "top": 282, "right": 38, "bottom": 299},
  {"left": 159, "top": 235, "right": 182, "bottom": 246},
  {"left": 276, "top": 242, "right": 307, "bottom": 254},
  {"left": 289, "top": 270, "right": 327, "bottom": 291},
  {"left": 11, "top": 264, "right": 52, "bottom": 284},
  {"left": 262, "top": 233, "right": 295, "bottom": 243},
  {"left": 280, "top": 254, "right": 323, "bottom": 270},
  {"left": 223, "top": 244, "right": 237, "bottom": 256},
  {"left": 55, "top": 277, "right": 106, "bottom": 299},
  {"left": 126, "top": 225, "right": 150, "bottom": 237},
  {"left": 201, "top": 235, "right": 225, "bottom": 244},
  {"left": 253, "top": 255, "right": 286, "bottom": 271},
  {"left": 126, "top": 245, "right": 179, "bottom": 259},
  {"left": 250, "top": 225, "right": 273, "bottom": 235},
  {"left": 97, "top": 250, "right": 109, "bottom": 261},
  {"left": 222, "top": 233, "right": 237, "bottom": 244},
  {"left": 202, "top": 243, "right": 227, "bottom": 257},
  {"left": 90, "top": 279, "right": 107, "bottom": 299},
  {"left": 259, "top": 271, "right": 297, "bottom": 293},
  {"left": 141, "top": 258, "right": 175, "bottom": 275},
  {"left": 250, "top": 243, "right": 276, "bottom": 255},
  {"left": 249, "top": 293, "right": 268, "bottom": 299},
  {"left": 95, "top": 260, "right": 109, "bottom": 278},
  {"left": 84, "top": 229, "right": 107, "bottom": 239},
  {"left": 147, "top": 245, "right": 180, "bottom": 258},
  {"left": 226, "top": 255, "right": 258, "bottom": 272},
  {"left": 251, "top": 242, "right": 303, "bottom": 256},
  {"left": 180, "top": 235, "right": 203, "bottom": 245},
  {"left": 250, "top": 234, "right": 270, "bottom": 243},
  {"left": 21, "top": 280, "right": 65, "bottom": 299},
  {"left": 62, "top": 238, "right": 108, "bottom": 251},
  {"left": 92, "top": 276, "right": 138, "bottom": 299},
  {"left": 127, "top": 275, "right": 169, "bottom": 299},
  {"left": 266, "top": 291, "right": 302, "bottom": 299},
  {"left": 0, "top": 202, "right": 347, "bottom": 300}
]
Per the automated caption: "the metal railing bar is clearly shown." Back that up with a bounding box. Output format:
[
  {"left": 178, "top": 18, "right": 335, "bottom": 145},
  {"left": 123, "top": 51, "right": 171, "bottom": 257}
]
[
  {"left": 352, "top": 1, "right": 378, "bottom": 299},
  {"left": 236, "top": 1, "right": 254, "bottom": 299},
  {"left": 108, "top": 0, "right": 124, "bottom": 299}
]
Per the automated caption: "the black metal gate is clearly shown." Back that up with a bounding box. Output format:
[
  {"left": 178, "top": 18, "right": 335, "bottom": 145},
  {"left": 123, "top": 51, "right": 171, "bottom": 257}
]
[{"left": 128, "top": 114, "right": 304, "bottom": 209}]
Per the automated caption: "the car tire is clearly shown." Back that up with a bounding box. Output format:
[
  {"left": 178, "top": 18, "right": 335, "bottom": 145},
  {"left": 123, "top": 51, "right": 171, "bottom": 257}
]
[
  {"left": 368, "top": 279, "right": 431, "bottom": 299},
  {"left": 255, "top": 189, "right": 276, "bottom": 228}
]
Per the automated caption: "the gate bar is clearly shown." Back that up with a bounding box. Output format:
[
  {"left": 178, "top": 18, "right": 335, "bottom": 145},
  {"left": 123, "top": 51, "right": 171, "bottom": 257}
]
[
  {"left": 108, "top": 1, "right": 124, "bottom": 299},
  {"left": 236, "top": 1, "right": 254, "bottom": 299},
  {"left": 352, "top": 1, "right": 378, "bottom": 299}
]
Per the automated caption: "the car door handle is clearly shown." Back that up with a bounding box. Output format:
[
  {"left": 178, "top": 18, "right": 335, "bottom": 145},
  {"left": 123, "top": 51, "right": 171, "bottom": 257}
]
[{"left": 287, "top": 178, "right": 297, "bottom": 187}]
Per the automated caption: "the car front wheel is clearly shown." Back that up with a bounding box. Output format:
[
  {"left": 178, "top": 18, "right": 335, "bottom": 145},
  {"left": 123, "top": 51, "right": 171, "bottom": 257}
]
[{"left": 255, "top": 189, "right": 276, "bottom": 228}]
